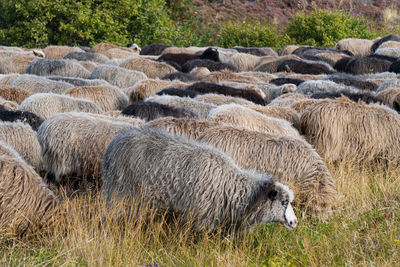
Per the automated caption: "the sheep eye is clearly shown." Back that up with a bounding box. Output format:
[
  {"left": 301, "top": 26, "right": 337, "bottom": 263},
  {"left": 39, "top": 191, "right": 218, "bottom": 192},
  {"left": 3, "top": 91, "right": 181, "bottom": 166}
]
[{"left": 282, "top": 200, "right": 288, "bottom": 207}]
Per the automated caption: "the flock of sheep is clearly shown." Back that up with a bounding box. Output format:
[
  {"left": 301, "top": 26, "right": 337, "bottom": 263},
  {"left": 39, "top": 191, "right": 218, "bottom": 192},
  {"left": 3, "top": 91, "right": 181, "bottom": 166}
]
[{"left": 1, "top": 34, "right": 400, "bottom": 238}]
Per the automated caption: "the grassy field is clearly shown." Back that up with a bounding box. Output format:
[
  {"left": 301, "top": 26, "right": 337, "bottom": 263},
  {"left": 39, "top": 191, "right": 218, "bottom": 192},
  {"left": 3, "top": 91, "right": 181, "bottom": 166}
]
[{"left": 1, "top": 163, "right": 399, "bottom": 266}]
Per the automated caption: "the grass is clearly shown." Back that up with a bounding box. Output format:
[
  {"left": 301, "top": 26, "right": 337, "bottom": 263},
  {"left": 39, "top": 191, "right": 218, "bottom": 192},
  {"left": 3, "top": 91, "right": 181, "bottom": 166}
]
[{"left": 1, "top": 163, "right": 399, "bottom": 266}]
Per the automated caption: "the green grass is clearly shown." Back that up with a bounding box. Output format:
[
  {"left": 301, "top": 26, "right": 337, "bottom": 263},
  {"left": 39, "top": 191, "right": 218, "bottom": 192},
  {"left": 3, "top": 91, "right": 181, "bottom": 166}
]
[{"left": 1, "top": 164, "right": 399, "bottom": 266}]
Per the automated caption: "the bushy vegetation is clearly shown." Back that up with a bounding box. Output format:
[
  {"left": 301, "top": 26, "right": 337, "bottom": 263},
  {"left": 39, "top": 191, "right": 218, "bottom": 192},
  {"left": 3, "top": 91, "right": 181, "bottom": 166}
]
[{"left": 0, "top": 1, "right": 383, "bottom": 49}]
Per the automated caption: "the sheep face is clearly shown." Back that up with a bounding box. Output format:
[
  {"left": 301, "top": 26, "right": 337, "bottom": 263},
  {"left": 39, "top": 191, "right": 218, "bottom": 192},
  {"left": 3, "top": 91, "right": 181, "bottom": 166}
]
[{"left": 247, "top": 181, "right": 297, "bottom": 230}]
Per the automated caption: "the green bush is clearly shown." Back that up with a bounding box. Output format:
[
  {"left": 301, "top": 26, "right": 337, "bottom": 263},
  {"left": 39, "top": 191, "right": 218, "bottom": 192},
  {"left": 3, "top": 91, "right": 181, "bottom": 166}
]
[
  {"left": 214, "top": 20, "right": 290, "bottom": 50},
  {"left": 285, "top": 9, "right": 378, "bottom": 47}
]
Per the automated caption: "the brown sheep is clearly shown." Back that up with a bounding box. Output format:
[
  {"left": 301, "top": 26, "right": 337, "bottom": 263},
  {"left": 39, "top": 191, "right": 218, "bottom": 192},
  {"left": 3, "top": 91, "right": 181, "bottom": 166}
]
[
  {"left": 0, "top": 54, "right": 39, "bottom": 74},
  {"left": 290, "top": 99, "right": 322, "bottom": 114},
  {"left": 0, "top": 86, "right": 32, "bottom": 104},
  {"left": 208, "top": 104, "right": 300, "bottom": 137},
  {"left": 0, "top": 74, "right": 20, "bottom": 86},
  {"left": 243, "top": 105, "right": 300, "bottom": 129},
  {"left": 376, "top": 88, "right": 400, "bottom": 106},
  {"left": 0, "top": 155, "right": 57, "bottom": 239},
  {"left": 104, "top": 48, "right": 138, "bottom": 59},
  {"left": 64, "top": 86, "right": 128, "bottom": 112},
  {"left": 268, "top": 93, "right": 309, "bottom": 107},
  {"left": 146, "top": 116, "right": 219, "bottom": 139},
  {"left": 195, "top": 93, "right": 255, "bottom": 106},
  {"left": 197, "top": 125, "right": 337, "bottom": 219},
  {"left": 0, "top": 140, "right": 21, "bottom": 159},
  {"left": 200, "top": 70, "right": 263, "bottom": 84},
  {"left": 300, "top": 97, "right": 400, "bottom": 164},
  {"left": 119, "top": 56, "right": 177, "bottom": 79},
  {"left": 90, "top": 43, "right": 120, "bottom": 53},
  {"left": 0, "top": 97, "right": 18, "bottom": 111},
  {"left": 129, "top": 79, "right": 188, "bottom": 103},
  {"left": 280, "top": 45, "right": 302, "bottom": 56},
  {"left": 43, "top": 45, "right": 85, "bottom": 59}
]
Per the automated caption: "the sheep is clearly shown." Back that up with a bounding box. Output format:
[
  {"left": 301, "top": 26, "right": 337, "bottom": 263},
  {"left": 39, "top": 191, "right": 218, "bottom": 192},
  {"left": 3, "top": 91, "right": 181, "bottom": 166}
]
[
  {"left": 158, "top": 47, "right": 219, "bottom": 67},
  {"left": 102, "top": 127, "right": 297, "bottom": 232},
  {"left": 0, "top": 86, "right": 32, "bottom": 104},
  {"left": 146, "top": 117, "right": 219, "bottom": 139},
  {"left": 300, "top": 97, "right": 400, "bottom": 164},
  {"left": 37, "top": 112, "right": 142, "bottom": 182},
  {"left": 268, "top": 93, "right": 309, "bottom": 108},
  {"left": 161, "top": 72, "right": 199, "bottom": 82},
  {"left": 290, "top": 99, "right": 322, "bottom": 114},
  {"left": 121, "top": 101, "right": 198, "bottom": 121},
  {"left": 0, "top": 140, "right": 21, "bottom": 159},
  {"left": 195, "top": 93, "right": 255, "bottom": 106},
  {"left": 325, "top": 73, "right": 378, "bottom": 91},
  {"left": 63, "top": 51, "right": 109, "bottom": 64},
  {"left": 231, "top": 46, "right": 278, "bottom": 57},
  {"left": 378, "top": 40, "right": 400, "bottom": 49},
  {"left": 146, "top": 95, "right": 216, "bottom": 119},
  {"left": 367, "top": 72, "right": 399, "bottom": 87},
  {"left": 119, "top": 56, "right": 177, "bottom": 79},
  {"left": 10, "top": 74, "right": 74, "bottom": 94},
  {"left": 274, "top": 72, "right": 326, "bottom": 81},
  {"left": 345, "top": 56, "right": 394, "bottom": 75},
  {"left": 90, "top": 64, "right": 147, "bottom": 89},
  {"left": 219, "top": 81, "right": 266, "bottom": 99},
  {"left": 190, "top": 67, "right": 211, "bottom": 77},
  {"left": 199, "top": 70, "right": 263, "bottom": 84},
  {"left": 207, "top": 103, "right": 299, "bottom": 137},
  {"left": 0, "top": 74, "right": 19, "bottom": 86},
  {"left": 104, "top": 48, "right": 139, "bottom": 59},
  {"left": 243, "top": 105, "right": 300, "bottom": 129},
  {"left": 43, "top": 45, "right": 85, "bottom": 59},
  {"left": 311, "top": 52, "right": 350, "bottom": 66},
  {"left": 310, "top": 90, "right": 382, "bottom": 105},
  {"left": 26, "top": 59, "right": 91, "bottom": 79},
  {"left": 140, "top": 44, "right": 171, "bottom": 55},
  {"left": 0, "top": 54, "right": 39, "bottom": 74},
  {"left": 0, "top": 97, "right": 18, "bottom": 111},
  {"left": 64, "top": 86, "right": 128, "bottom": 112},
  {"left": 375, "top": 47, "right": 400, "bottom": 58},
  {"left": 371, "top": 34, "right": 400, "bottom": 53},
  {"left": 182, "top": 59, "right": 239, "bottom": 73},
  {"left": 129, "top": 79, "right": 187, "bottom": 103},
  {"left": 296, "top": 80, "right": 359, "bottom": 95},
  {"left": 0, "top": 121, "right": 42, "bottom": 170},
  {"left": 161, "top": 46, "right": 204, "bottom": 55},
  {"left": 270, "top": 77, "right": 305, "bottom": 86},
  {"left": 186, "top": 82, "right": 266, "bottom": 105},
  {"left": 335, "top": 38, "right": 374, "bottom": 57},
  {"left": 46, "top": 76, "right": 112, "bottom": 87},
  {"left": 333, "top": 56, "right": 355, "bottom": 72},
  {"left": 277, "top": 59, "right": 336, "bottom": 75},
  {"left": 0, "top": 107, "right": 44, "bottom": 131},
  {"left": 0, "top": 155, "right": 57, "bottom": 238},
  {"left": 376, "top": 88, "right": 400, "bottom": 106},
  {"left": 19, "top": 93, "right": 103, "bottom": 120},
  {"left": 280, "top": 45, "right": 302, "bottom": 56},
  {"left": 90, "top": 43, "right": 120, "bottom": 53},
  {"left": 228, "top": 53, "right": 260, "bottom": 71},
  {"left": 240, "top": 71, "right": 277, "bottom": 83},
  {"left": 197, "top": 125, "right": 337, "bottom": 218},
  {"left": 389, "top": 59, "right": 400, "bottom": 74},
  {"left": 156, "top": 88, "right": 200, "bottom": 98}
]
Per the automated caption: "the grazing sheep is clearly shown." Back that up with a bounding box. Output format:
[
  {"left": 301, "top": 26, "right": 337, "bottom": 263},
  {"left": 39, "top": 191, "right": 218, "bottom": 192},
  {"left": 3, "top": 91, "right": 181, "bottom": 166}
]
[
  {"left": 161, "top": 72, "right": 199, "bottom": 82},
  {"left": 102, "top": 127, "right": 297, "bottom": 232},
  {"left": 129, "top": 79, "right": 187, "bottom": 103},
  {"left": 208, "top": 104, "right": 299, "bottom": 137},
  {"left": 47, "top": 76, "right": 111, "bottom": 87},
  {"left": 161, "top": 46, "right": 204, "bottom": 55},
  {"left": 375, "top": 47, "right": 400, "bottom": 58},
  {"left": 296, "top": 80, "right": 358, "bottom": 95},
  {"left": 335, "top": 38, "right": 374, "bottom": 57},
  {"left": 156, "top": 88, "right": 200, "bottom": 98},
  {"left": 231, "top": 46, "right": 277, "bottom": 57},
  {"left": 371, "top": 34, "right": 400, "bottom": 53},
  {"left": 146, "top": 117, "right": 219, "bottom": 139},
  {"left": 333, "top": 56, "right": 355, "bottom": 72},
  {"left": 310, "top": 90, "right": 382, "bottom": 105},
  {"left": 300, "top": 97, "right": 400, "bottom": 163},
  {"left": 0, "top": 107, "right": 44, "bottom": 131},
  {"left": 220, "top": 81, "right": 266, "bottom": 99},
  {"left": 199, "top": 70, "right": 262, "bottom": 84},
  {"left": 376, "top": 88, "right": 400, "bottom": 106},
  {"left": 268, "top": 93, "right": 309, "bottom": 108},
  {"left": 345, "top": 56, "right": 394, "bottom": 74},
  {"left": 19, "top": 93, "right": 103, "bottom": 120},
  {"left": 37, "top": 112, "right": 142, "bottom": 182},
  {"left": 26, "top": 59, "right": 91, "bottom": 79},
  {"left": 146, "top": 95, "right": 216, "bottom": 119},
  {"left": 195, "top": 93, "right": 255, "bottom": 106},
  {"left": 43, "top": 45, "right": 85, "bottom": 59},
  {"left": 325, "top": 73, "right": 378, "bottom": 91},
  {"left": 158, "top": 47, "right": 220, "bottom": 67},
  {"left": 277, "top": 59, "right": 335, "bottom": 75},
  {"left": 388, "top": 59, "right": 400, "bottom": 74},
  {"left": 190, "top": 67, "right": 211, "bottom": 77},
  {"left": 270, "top": 77, "right": 305, "bottom": 86},
  {"left": 243, "top": 105, "right": 300, "bottom": 129},
  {"left": 90, "top": 64, "right": 147, "bottom": 88},
  {"left": 311, "top": 52, "right": 350, "bottom": 66},
  {"left": 63, "top": 51, "right": 109, "bottom": 64},
  {"left": 0, "top": 74, "right": 19, "bottom": 86},
  {"left": 0, "top": 86, "right": 31, "bottom": 104},
  {"left": 280, "top": 45, "right": 302, "bottom": 56},
  {"left": 10, "top": 74, "right": 73, "bottom": 94},
  {"left": 197, "top": 125, "right": 337, "bottom": 218},
  {"left": 0, "top": 97, "right": 18, "bottom": 111},
  {"left": 182, "top": 59, "right": 239, "bottom": 73},
  {"left": 228, "top": 53, "right": 260, "bottom": 71},
  {"left": 0, "top": 121, "right": 42, "bottom": 169},
  {"left": 0, "top": 155, "right": 57, "bottom": 238},
  {"left": 378, "top": 40, "right": 400, "bottom": 49},
  {"left": 104, "top": 48, "right": 138, "bottom": 59},
  {"left": 119, "top": 56, "right": 177, "bottom": 79},
  {"left": 187, "top": 82, "right": 266, "bottom": 105},
  {"left": 90, "top": 43, "right": 120, "bottom": 54},
  {"left": 64, "top": 86, "right": 128, "bottom": 112},
  {"left": 140, "top": 44, "right": 170, "bottom": 56},
  {"left": 121, "top": 101, "right": 198, "bottom": 121},
  {"left": 0, "top": 54, "right": 39, "bottom": 74}
]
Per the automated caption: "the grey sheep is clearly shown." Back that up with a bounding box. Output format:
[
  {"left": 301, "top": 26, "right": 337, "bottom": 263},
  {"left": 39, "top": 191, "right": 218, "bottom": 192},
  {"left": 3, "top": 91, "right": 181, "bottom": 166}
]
[
  {"left": 10, "top": 74, "right": 73, "bottom": 94},
  {"left": 90, "top": 64, "right": 148, "bottom": 89},
  {"left": 26, "top": 59, "right": 91, "bottom": 79},
  {"left": 102, "top": 127, "right": 298, "bottom": 232}
]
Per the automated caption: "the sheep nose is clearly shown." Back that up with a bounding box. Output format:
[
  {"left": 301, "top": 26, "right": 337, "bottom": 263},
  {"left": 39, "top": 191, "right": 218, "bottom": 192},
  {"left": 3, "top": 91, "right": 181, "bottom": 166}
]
[{"left": 288, "top": 218, "right": 298, "bottom": 228}]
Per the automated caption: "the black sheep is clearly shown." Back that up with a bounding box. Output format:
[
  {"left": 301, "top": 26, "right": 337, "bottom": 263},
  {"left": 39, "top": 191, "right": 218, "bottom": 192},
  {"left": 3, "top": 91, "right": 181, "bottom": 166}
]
[
  {"left": 277, "top": 59, "right": 335, "bottom": 75},
  {"left": 158, "top": 47, "right": 220, "bottom": 67},
  {"left": 156, "top": 88, "right": 200, "bottom": 98},
  {"left": 0, "top": 107, "right": 44, "bottom": 131},
  {"left": 140, "top": 44, "right": 170, "bottom": 56}
]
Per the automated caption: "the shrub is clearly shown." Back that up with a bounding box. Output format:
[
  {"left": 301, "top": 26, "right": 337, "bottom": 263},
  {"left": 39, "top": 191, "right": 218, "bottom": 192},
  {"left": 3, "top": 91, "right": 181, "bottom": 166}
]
[{"left": 285, "top": 9, "right": 378, "bottom": 47}]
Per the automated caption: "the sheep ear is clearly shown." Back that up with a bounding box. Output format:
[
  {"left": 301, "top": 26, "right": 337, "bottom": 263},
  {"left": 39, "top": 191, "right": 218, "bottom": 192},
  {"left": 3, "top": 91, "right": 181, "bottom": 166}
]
[{"left": 267, "top": 189, "right": 278, "bottom": 201}]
